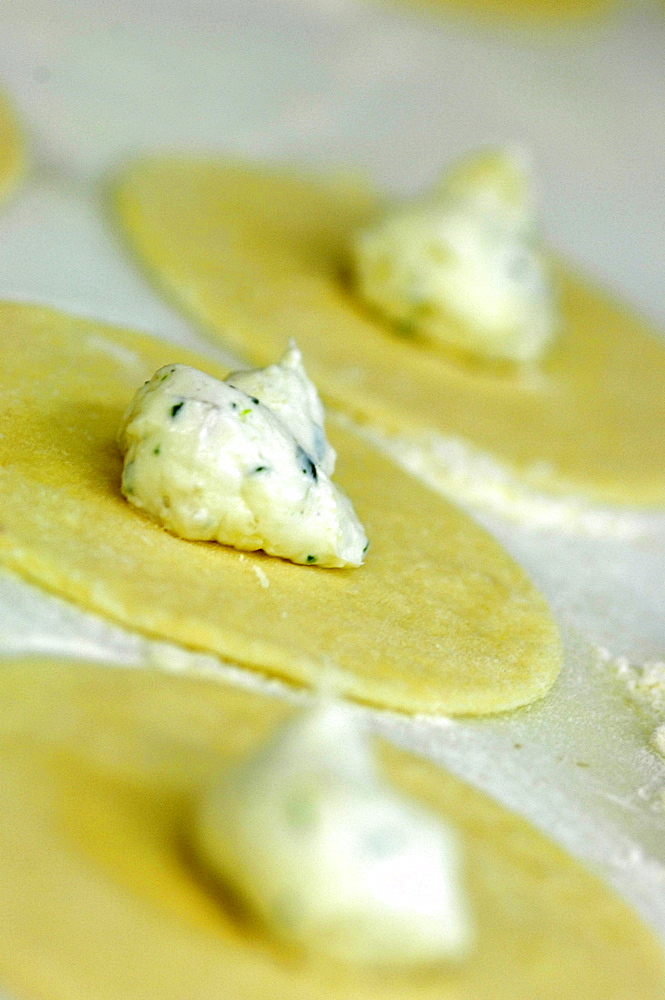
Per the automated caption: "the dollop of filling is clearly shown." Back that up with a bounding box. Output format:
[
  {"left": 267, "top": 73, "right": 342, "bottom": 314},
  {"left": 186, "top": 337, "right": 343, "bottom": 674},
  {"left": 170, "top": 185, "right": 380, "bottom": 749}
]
[
  {"left": 352, "top": 148, "right": 559, "bottom": 364},
  {"left": 117, "top": 343, "right": 367, "bottom": 567},
  {"left": 194, "top": 702, "right": 474, "bottom": 967}
]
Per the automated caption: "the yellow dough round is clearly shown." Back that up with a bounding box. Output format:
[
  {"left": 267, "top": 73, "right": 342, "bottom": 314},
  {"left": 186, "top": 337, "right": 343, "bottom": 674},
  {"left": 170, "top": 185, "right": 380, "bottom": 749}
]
[
  {"left": 390, "top": 0, "right": 614, "bottom": 24},
  {"left": 0, "top": 93, "right": 24, "bottom": 203},
  {"left": 0, "top": 301, "right": 560, "bottom": 714},
  {"left": 114, "top": 159, "right": 665, "bottom": 509},
  {"left": 0, "top": 658, "right": 662, "bottom": 1000}
]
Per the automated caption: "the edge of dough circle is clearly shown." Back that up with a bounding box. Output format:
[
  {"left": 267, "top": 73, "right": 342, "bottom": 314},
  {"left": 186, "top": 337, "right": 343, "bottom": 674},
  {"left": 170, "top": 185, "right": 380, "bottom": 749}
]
[{"left": 0, "top": 301, "right": 560, "bottom": 715}]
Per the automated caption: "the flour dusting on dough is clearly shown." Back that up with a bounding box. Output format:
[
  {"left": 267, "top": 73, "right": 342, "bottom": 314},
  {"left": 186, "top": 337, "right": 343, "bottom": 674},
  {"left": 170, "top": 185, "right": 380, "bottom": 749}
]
[
  {"left": 252, "top": 564, "right": 270, "bottom": 588},
  {"left": 86, "top": 334, "right": 150, "bottom": 378}
]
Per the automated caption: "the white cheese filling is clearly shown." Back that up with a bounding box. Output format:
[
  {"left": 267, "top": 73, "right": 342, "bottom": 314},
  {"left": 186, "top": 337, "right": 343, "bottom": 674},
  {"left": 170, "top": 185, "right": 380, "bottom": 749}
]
[
  {"left": 117, "top": 343, "right": 367, "bottom": 567},
  {"left": 352, "top": 148, "right": 559, "bottom": 363},
  {"left": 194, "top": 702, "right": 475, "bottom": 967}
]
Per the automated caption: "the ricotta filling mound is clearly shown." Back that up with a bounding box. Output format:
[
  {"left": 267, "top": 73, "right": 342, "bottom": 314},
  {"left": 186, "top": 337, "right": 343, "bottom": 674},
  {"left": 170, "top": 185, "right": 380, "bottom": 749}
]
[
  {"left": 194, "top": 702, "right": 474, "bottom": 967},
  {"left": 352, "top": 148, "right": 559, "bottom": 364},
  {"left": 117, "top": 343, "right": 367, "bottom": 567}
]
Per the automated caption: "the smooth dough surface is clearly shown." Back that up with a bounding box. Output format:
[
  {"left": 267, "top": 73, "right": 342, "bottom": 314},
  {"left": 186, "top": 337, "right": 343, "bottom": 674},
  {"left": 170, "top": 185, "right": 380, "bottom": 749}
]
[
  {"left": 0, "top": 93, "right": 23, "bottom": 203},
  {"left": 114, "top": 159, "right": 665, "bottom": 507},
  {"left": 0, "top": 301, "right": 560, "bottom": 714},
  {"left": 0, "top": 658, "right": 663, "bottom": 1000}
]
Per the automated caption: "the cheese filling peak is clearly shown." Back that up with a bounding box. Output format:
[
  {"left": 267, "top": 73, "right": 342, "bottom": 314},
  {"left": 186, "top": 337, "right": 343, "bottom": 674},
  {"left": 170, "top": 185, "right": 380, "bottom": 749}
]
[
  {"left": 117, "top": 343, "right": 367, "bottom": 567},
  {"left": 194, "top": 701, "right": 475, "bottom": 966},
  {"left": 352, "top": 148, "right": 559, "bottom": 363}
]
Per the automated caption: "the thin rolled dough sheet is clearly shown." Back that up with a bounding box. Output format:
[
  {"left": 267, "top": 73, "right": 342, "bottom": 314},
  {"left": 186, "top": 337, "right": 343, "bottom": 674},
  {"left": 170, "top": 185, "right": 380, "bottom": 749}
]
[
  {"left": 0, "top": 658, "right": 662, "bottom": 1000},
  {"left": 0, "top": 93, "right": 23, "bottom": 204},
  {"left": 113, "top": 159, "right": 665, "bottom": 509},
  {"left": 0, "top": 301, "right": 560, "bottom": 715}
]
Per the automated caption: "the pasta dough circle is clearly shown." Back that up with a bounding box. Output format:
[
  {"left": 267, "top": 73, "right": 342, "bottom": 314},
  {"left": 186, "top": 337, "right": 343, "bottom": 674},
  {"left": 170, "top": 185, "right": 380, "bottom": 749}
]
[
  {"left": 0, "top": 301, "right": 560, "bottom": 714},
  {"left": 0, "top": 658, "right": 662, "bottom": 1000},
  {"left": 114, "top": 159, "right": 665, "bottom": 509}
]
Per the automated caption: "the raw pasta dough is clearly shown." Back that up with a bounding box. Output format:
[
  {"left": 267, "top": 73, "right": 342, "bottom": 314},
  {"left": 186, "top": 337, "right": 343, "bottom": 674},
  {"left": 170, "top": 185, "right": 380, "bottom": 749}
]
[
  {"left": 114, "top": 159, "right": 665, "bottom": 508},
  {"left": 0, "top": 93, "right": 23, "bottom": 203},
  {"left": 0, "top": 658, "right": 662, "bottom": 1000},
  {"left": 0, "top": 301, "right": 560, "bottom": 714},
  {"left": 396, "top": 0, "right": 614, "bottom": 24}
]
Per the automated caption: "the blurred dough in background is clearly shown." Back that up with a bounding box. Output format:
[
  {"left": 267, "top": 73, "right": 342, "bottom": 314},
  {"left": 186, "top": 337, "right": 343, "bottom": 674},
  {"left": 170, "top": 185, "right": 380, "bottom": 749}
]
[
  {"left": 114, "top": 158, "right": 665, "bottom": 512},
  {"left": 0, "top": 93, "right": 24, "bottom": 203},
  {"left": 392, "top": 0, "right": 617, "bottom": 25}
]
